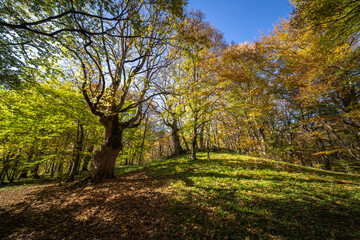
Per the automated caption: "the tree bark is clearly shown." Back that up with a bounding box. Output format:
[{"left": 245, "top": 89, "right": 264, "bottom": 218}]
[
  {"left": 207, "top": 139, "right": 210, "bottom": 160},
  {"left": 0, "top": 154, "right": 12, "bottom": 183},
  {"left": 316, "top": 138, "right": 332, "bottom": 170},
  {"left": 171, "top": 117, "right": 184, "bottom": 156},
  {"left": 191, "top": 110, "right": 200, "bottom": 161},
  {"left": 191, "top": 124, "right": 198, "bottom": 161},
  {"left": 139, "top": 115, "right": 149, "bottom": 164},
  {"left": 68, "top": 122, "right": 84, "bottom": 182},
  {"left": 90, "top": 115, "right": 123, "bottom": 182},
  {"left": 50, "top": 161, "right": 55, "bottom": 178},
  {"left": 19, "top": 170, "right": 28, "bottom": 179},
  {"left": 163, "top": 114, "right": 184, "bottom": 157},
  {"left": 32, "top": 164, "right": 40, "bottom": 179},
  {"left": 0, "top": 168, "right": 7, "bottom": 184},
  {"left": 58, "top": 162, "right": 63, "bottom": 185},
  {"left": 82, "top": 145, "right": 94, "bottom": 171},
  {"left": 199, "top": 125, "right": 205, "bottom": 150},
  {"left": 181, "top": 132, "right": 190, "bottom": 151}
]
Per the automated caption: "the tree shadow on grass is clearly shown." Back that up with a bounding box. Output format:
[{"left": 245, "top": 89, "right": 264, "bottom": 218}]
[
  {"left": 1, "top": 156, "right": 359, "bottom": 240},
  {"left": 207, "top": 157, "right": 360, "bottom": 183},
  {"left": 149, "top": 154, "right": 360, "bottom": 189},
  {"left": 165, "top": 188, "right": 360, "bottom": 240},
  {"left": 146, "top": 156, "right": 360, "bottom": 239}
]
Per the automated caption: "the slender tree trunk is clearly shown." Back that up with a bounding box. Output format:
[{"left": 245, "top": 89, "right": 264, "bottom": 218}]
[
  {"left": 257, "top": 126, "right": 267, "bottom": 157},
  {"left": 32, "top": 163, "right": 40, "bottom": 179},
  {"left": 0, "top": 154, "right": 12, "bottom": 183},
  {"left": 82, "top": 145, "right": 94, "bottom": 171},
  {"left": 181, "top": 132, "right": 190, "bottom": 151},
  {"left": 50, "top": 161, "right": 55, "bottom": 178},
  {"left": 158, "top": 144, "right": 163, "bottom": 158},
  {"left": 7, "top": 169, "right": 16, "bottom": 183},
  {"left": 90, "top": 115, "right": 123, "bottom": 182},
  {"left": 191, "top": 125, "right": 198, "bottom": 161},
  {"left": 0, "top": 167, "right": 8, "bottom": 184},
  {"left": 207, "top": 139, "right": 210, "bottom": 160},
  {"left": 56, "top": 162, "right": 62, "bottom": 173},
  {"left": 191, "top": 109, "right": 200, "bottom": 161},
  {"left": 199, "top": 125, "right": 205, "bottom": 150},
  {"left": 19, "top": 170, "right": 28, "bottom": 179},
  {"left": 316, "top": 138, "right": 331, "bottom": 170},
  {"left": 45, "top": 162, "right": 50, "bottom": 174},
  {"left": 58, "top": 162, "right": 63, "bottom": 185},
  {"left": 68, "top": 122, "right": 84, "bottom": 182},
  {"left": 131, "top": 152, "right": 136, "bottom": 165},
  {"left": 139, "top": 115, "right": 149, "bottom": 164},
  {"left": 168, "top": 144, "right": 173, "bottom": 157},
  {"left": 6, "top": 157, "right": 19, "bottom": 183}
]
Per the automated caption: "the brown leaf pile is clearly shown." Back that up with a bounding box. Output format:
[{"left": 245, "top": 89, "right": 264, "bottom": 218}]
[{"left": 0, "top": 171, "right": 176, "bottom": 240}]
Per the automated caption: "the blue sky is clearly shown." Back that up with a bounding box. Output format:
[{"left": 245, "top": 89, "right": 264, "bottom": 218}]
[{"left": 187, "top": 0, "right": 293, "bottom": 44}]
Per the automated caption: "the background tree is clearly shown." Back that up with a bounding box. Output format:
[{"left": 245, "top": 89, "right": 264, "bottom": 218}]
[
  {"left": 154, "top": 63, "right": 187, "bottom": 157},
  {"left": 0, "top": 77, "right": 100, "bottom": 183},
  {"left": 177, "top": 10, "right": 225, "bottom": 160}
]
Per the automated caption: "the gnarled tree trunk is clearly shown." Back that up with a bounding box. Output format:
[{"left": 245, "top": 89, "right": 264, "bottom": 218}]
[
  {"left": 170, "top": 117, "right": 184, "bottom": 156},
  {"left": 90, "top": 115, "right": 124, "bottom": 182}
]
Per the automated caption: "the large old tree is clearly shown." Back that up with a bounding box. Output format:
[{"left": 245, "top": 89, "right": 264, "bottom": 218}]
[
  {"left": 68, "top": 1, "right": 186, "bottom": 181},
  {"left": 1, "top": 0, "right": 187, "bottom": 181}
]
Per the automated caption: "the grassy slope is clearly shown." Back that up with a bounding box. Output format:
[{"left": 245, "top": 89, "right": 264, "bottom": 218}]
[
  {"left": 145, "top": 152, "right": 360, "bottom": 239},
  {"left": 1, "top": 152, "right": 359, "bottom": 239}
]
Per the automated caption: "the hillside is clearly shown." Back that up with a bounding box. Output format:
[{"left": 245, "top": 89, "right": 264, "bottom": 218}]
[{"left": 1, "top": 152, "right": 360, "bottom": 239}]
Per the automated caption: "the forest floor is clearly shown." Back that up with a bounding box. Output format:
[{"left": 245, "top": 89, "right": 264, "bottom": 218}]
[{"left": 0, "top": 152, "right": 360, "bottom": 239}]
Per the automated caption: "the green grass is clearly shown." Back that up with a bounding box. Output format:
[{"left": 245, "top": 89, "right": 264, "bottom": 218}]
[
  {"left": 146, "top": 152, "right": 360, "bottom": 239},
  {"left": 1, "top": 171, "right": 89, "bottom": 188},
  {"left": 0, "top": 175, "right": 58, "bottom": 190},
  {"left": 2, "top": 152, "right": 359, "bottom": 239}
]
